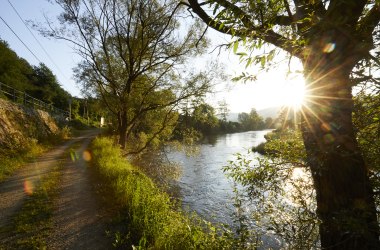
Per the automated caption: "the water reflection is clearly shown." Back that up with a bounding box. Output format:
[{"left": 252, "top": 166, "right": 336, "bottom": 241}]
[{"left": 166, "top": 130, "right": 271, "bottom": 226}]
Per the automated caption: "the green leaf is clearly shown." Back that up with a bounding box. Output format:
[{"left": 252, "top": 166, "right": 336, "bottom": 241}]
[
  {"left": 233, "top": 40, "right": 239, "bottom": 54},
  {"left": 236, "top": 52, "right": 247, "bottom": 56},
  {"left": 245, "top": 58, "right": 252, "bottom": 68},
  {"left": 260, "top": 56, "right": 266, "bottom": 67}
]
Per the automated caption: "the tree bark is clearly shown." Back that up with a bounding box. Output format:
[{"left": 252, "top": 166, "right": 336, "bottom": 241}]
[
  {"left": 117, "top": 110, "right": 127, "bottom": 149},
  {"left": 301, "top": 40, "right": 379, "bottom": 249}
]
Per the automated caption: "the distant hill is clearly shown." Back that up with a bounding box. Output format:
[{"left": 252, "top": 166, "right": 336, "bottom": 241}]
[
  {"left": 257, "top": 106, "right": 282, "bottom": 119},
  {"left": 227, "top": 113, "right": 239, "bottom": 122}
]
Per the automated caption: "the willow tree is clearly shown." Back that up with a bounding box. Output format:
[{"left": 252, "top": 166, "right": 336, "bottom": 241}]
[
  {"left": 186, "top": 1, "right": 380, "bottom": 249},
  {"left": 45, "top": 0, "right": 209, "bottom": 149}
]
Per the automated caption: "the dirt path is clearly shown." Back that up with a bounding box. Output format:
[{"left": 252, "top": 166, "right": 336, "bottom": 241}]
[
  {"left": 0, "top": 133, "right": 86, "bottom": 227},
  {"left": 0, "top": 129, "right": 112, "bottom": 249},
  {"left": 47, "top": 133, "right": 112, "bottom": 249}
]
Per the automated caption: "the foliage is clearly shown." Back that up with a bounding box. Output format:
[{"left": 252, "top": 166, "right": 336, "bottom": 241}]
[
  {"left": 90, "top": 137, "right": 236, "bottom": 249},
  {"left": 353, "top": 86, "right": 380, "bottom": 208},
  {"left": 224, "top": 129, "right": 319, "bottom": 249},
  {"left": 47, "top": 0, "right": 212, "bottom": 151},
  {"left": 175, "top": 103, "right": 273, "bottom": 142},
  {"left": 0, "top": 40, "right": 71, "bottom": 111},
  {"left": 30, "top": 63, "right": 71, "bottom": 110},
  {"left": 186, "top": 1, "right": 380, "bottom": 247},
  {"left": 0, "top": 40, "right": 34, "bottom": 91},
  {"left": 0, "top": 40, "right": 100, "bottom": 126},
  {"left": 175, "top": 103, "right": 220, "bottom": 139},
  {"left": 238, "top": 108, "right": 265, "bottom": 131}
]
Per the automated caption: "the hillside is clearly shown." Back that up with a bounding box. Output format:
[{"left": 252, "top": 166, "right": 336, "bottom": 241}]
[
  {"left": 257, "top": 106, "right": 282, "bottom": 119},
  {"left": 0, "top": 98, "right": 60, "bottom": 151},
  {"left": 0, "top": 39, "right": 71, "bottom": 111}
]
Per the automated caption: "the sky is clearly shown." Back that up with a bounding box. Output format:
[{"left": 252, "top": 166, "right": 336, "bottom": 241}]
[{"left": 0, "top": 0, "right": 305, "bottom": 113}]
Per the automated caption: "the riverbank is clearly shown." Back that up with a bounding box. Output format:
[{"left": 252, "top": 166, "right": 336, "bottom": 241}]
[{"left": 90, "top": 137, "right": 235, "bottom": 249}]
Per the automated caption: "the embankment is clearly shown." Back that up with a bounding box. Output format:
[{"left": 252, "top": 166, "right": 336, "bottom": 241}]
[{"left": 0, "top": 98, "right": 63, "bottom": 151}]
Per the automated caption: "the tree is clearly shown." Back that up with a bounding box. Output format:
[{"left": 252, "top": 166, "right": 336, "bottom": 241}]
[
  {"left": 192, "top": 103, "right": 219, "bottom": 135},
  {"left": 186, "top": 0, "right": 380, "bottom": 248},
  {"left": 353, "top": 86, "right": 380, "bottom": 207},
  {"left": 46, "top": 0, "right": 210, "bottom": 150},
  {"left": 0, "top": 40, "right": 71, "bottom": 110},
  {"left": 264, "top": 117, "right": 274, "bottom": 129},
  {"left": 32, "top": 63, "right": 71, "bottom": 110},
  {"left": 238, "top": 108, "right": 264, "bottom": 131},
  {"left": 0, "top": 40, "right": 34, "bottom": 91},
  {"left": 237, "top": 112, "right": 250, "bottom": 130}
]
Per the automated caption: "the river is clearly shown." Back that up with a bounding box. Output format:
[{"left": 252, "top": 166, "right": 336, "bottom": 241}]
[{"left": 165, "top": 130, "right": 271, "bottom": 227}]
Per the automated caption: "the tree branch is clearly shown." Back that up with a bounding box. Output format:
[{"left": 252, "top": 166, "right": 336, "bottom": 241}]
[
  {"left": 187, "top": 0, "right": 301, "bottom": 57},
  {"left": 357, "top": 3, "right": 380, "bottom": 43}
]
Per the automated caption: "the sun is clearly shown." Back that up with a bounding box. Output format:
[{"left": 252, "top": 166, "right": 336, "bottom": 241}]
[
  {"left": 216, "top": 70, "right": 307, "bottom": 113},
  {"left": 279, "top": 76, "right": 306, "bottom": 109}
]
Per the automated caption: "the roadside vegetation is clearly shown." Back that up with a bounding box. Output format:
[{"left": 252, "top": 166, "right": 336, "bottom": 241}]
[
  {"left": 0, "top": 140, "right": 45, "bottom": 182},
  {"left": 0, "top": 163, "right": 62, "bottom": 249},
  {"left": 90, "top": 137, "right": 238, "bottom": 249},
  {"left": 0, "top": 126, "right": 70, "bottom": 182}
]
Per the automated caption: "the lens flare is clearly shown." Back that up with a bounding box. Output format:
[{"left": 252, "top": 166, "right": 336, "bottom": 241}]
[
  {"left": 83, "top": 150, "right": 92, "bottom": 162},
  {"left": 24, "top": 180, "right": 34, "bottom": 195},
  {"left": 323, "top": 43, "right": 335, "bottom": 53}
]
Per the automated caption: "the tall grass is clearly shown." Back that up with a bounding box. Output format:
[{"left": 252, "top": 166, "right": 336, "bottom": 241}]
[{"left": 90, "top": 137, "right": 234, "bottom": 249}]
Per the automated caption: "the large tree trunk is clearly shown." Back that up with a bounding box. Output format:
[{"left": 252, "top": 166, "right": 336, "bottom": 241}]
[{"left": 302, "top": 43, "right": 379, "bottom": 248}]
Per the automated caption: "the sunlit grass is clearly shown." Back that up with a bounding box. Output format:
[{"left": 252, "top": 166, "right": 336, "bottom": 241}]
[
  {"left": 0, "top": 126, "right": 71, "bottom": 182},
  {"left": 90, "top": 137, "right": 234, "bottom": 249},
  {"left": 0, "top": 141, "right": 46, "bottom": 182}
]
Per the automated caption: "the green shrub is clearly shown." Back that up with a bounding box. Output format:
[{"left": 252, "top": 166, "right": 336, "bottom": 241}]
[
  {"left": 90, "top": 137, "right": 233, "bottom": 249},
  {"left": 252, "top": 142, "right": 266, "bottom": 154}
]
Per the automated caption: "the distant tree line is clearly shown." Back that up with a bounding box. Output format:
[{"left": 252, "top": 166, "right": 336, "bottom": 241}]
[{"left": 174, "top": 103, "right": 275, "bottom": 141}]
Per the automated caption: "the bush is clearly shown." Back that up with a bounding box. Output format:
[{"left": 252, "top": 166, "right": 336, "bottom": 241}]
[{"left": 252, "top": 142, "right": 266, "bottom": 154}]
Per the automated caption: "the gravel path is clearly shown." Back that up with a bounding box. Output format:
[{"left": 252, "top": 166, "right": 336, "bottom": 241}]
[
  {"left": 47, "top": 132, "right": 112, "bottom": 249},
  {"left": 0, "top": 130, "right": 112, "bottom": 249}
]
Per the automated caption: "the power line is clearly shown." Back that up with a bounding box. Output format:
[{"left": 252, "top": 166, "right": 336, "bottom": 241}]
[
  {"left": 7, "top": 0, "right": 70, "bottom": 81},
  {"left": 0, "top": 15, "right": 43, "bottom": 64}
]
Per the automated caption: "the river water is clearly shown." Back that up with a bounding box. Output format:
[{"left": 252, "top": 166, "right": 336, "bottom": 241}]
[{"left": 165, "top": 130, "right": 271, "bottom": 227}]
